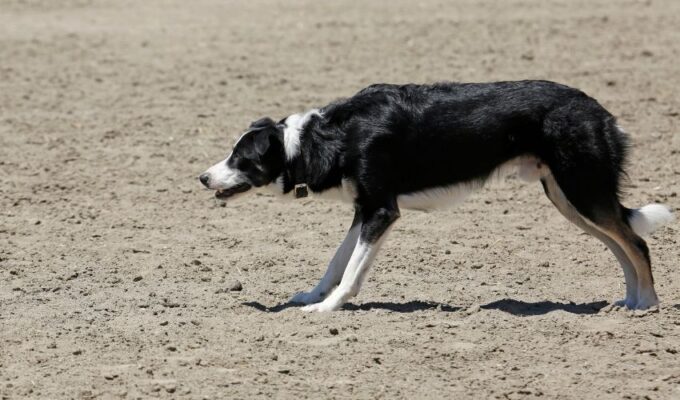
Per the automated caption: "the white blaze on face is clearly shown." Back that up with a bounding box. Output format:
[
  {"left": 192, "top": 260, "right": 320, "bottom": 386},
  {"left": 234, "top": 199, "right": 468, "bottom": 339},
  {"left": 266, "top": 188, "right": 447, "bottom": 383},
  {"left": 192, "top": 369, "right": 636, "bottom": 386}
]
[
  {"left": 203, "top": 129, "right": 255, "bottom": 190},
  {"left": 204, "top": 156, "right": 247, "bottom": 190}
]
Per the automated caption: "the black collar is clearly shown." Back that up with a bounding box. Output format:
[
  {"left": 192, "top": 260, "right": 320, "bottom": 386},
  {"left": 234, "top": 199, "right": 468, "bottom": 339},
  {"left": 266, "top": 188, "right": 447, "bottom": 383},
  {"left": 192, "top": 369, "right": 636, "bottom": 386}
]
[{"left": 284, "top": 156, "right": 308, "bottom": 198}]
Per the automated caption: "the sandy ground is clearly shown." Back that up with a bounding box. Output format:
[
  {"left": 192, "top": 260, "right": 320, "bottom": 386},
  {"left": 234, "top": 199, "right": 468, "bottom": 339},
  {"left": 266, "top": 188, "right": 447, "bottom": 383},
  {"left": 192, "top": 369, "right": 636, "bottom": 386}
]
[{"left": 1, "top": 0, "right": 680, "bottom": 399}]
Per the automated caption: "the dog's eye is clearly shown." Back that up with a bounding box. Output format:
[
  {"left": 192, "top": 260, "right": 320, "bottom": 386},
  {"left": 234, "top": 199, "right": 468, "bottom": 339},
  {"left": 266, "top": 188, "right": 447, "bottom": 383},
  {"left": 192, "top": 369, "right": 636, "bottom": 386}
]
[{"left": 237, "top": 157, "right": 254, "bottom": 170}]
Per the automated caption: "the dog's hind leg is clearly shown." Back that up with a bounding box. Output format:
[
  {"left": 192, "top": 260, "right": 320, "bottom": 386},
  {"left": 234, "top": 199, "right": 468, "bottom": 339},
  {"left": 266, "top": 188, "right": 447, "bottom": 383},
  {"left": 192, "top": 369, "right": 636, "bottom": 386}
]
[
  {"left": 541, "top": 174, "right": 639, "bottom": 308},
  {"left": 603, "top": 220, "right": 660, "bottom": 309},
  {"left": 302, "top": 200, "right": 400, "bottom": 312},
  {"left": 290, "top": 210, "right": 362, "bottom": 305},
  {"left": 539, "top": 107, "right": 669, "bottom": 309}
]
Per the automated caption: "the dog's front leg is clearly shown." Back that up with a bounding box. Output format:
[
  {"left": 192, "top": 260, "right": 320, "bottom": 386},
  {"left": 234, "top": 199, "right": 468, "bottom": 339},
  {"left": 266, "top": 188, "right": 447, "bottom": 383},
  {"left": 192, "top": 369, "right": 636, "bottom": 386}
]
[
  {"left": 302, "top": 201, "right": 399, "bottom": 312},
  {"left": 290, "top": 210, "right": 362, "bottom": 305}
]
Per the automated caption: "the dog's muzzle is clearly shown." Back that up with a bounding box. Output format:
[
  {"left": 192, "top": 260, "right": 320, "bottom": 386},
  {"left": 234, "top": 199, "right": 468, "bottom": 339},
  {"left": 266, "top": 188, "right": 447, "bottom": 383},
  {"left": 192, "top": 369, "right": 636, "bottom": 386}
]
[{"left": 198, "top": 172, "right": 252, "bottom": 200}]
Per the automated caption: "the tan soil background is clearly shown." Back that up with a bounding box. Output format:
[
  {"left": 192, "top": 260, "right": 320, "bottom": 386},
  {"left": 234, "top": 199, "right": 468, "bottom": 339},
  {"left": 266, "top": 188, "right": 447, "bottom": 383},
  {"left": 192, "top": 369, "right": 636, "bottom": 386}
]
[{"left": 1, "top": 0, "right": 680, "bottom": 399}]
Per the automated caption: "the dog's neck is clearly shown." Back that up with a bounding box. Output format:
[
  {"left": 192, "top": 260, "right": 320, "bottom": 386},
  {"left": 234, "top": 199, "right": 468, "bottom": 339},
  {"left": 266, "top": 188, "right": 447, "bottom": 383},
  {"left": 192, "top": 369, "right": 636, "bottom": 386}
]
[
  {"left": 280, "top": 155, "right": 308, "bottom": 198},
  {"left": 273, "top": 109, "right": 322, "bottom": 198},
  {"left": 282, "top": 109, "right": 320, "bottom": 160}
]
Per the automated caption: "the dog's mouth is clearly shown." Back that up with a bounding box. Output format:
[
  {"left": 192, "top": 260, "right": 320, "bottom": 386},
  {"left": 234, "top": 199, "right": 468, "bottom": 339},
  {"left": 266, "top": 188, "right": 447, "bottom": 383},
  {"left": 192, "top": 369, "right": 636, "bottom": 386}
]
[{"left": 214, "top": 182, "right": 252, "bottom": 200}]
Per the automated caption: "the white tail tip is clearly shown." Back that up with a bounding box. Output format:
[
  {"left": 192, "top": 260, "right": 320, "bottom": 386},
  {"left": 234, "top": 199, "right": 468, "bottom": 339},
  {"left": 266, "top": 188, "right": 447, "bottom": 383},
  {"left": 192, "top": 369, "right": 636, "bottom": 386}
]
[{"left": 629, "top": 204, "right": 674, "bottom": 236}]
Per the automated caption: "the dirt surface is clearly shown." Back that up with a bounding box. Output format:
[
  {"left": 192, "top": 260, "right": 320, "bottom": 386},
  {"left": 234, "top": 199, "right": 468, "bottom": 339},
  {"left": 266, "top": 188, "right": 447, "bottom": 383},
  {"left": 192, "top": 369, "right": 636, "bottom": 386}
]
[{"left": 1, "top": 0, "right": 679, "bottom": 399}]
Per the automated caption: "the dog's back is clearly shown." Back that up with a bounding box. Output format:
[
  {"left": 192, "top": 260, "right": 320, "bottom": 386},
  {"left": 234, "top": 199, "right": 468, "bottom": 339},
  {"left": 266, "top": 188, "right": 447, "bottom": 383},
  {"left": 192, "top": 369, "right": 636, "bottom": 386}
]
[{"left": 316, "top": 81, "right": 618, "bottom": 199}]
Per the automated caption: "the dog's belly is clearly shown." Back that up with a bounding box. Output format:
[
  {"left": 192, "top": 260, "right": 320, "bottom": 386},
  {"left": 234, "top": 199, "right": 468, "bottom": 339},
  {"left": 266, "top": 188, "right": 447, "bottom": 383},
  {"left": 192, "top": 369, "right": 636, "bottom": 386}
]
[
  {"left": 308, "top": 156, "right": 547, "bottom": 210},
  {"left": 310, "top": 178, "right": 358, "bottom": 203},
  {"left": 397, "top": 182, "right": 481, "bottom": 211},
  {"left": 397, "top": 156, "right": 548, "bottom": 211}
]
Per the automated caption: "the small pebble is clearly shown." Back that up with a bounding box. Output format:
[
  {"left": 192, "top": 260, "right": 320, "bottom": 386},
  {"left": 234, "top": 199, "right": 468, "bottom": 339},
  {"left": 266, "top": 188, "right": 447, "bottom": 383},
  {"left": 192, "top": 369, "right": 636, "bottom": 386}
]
[
  {"left": 329, "top": 328, "right": 339, "bottom": 335},
  {"left": 133, "top": 276, "right": 143, "bottom": 282},
  {"left": 229, "top": 280, "right": 243, "bottom": 291},
  {"left": 103, "top": 373, "right": 118, "bottom": 380}
]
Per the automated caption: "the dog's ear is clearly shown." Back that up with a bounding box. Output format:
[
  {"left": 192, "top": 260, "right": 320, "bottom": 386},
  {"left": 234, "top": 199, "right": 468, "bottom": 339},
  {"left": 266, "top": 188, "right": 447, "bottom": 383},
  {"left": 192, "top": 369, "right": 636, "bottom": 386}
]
[
  {"left": 249, "top": 117, "right": 275, "bottom": 129},
  {"left": 253, "top": 128, "right": 283, "bottom": 157}
]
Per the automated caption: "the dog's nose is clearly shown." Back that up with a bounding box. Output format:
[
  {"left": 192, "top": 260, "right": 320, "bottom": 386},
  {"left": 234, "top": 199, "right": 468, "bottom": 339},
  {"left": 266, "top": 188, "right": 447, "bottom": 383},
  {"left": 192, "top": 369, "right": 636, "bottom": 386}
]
[{"left": 199, "top": 173, "right": 211, "bottom": 187}]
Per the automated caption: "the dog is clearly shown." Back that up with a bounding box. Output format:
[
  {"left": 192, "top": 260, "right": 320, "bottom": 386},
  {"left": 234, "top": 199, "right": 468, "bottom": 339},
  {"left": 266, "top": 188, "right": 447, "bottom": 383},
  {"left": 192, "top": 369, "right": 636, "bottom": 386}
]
[{"left": 199, "top": 80, "right": 674, "bottom": 312}]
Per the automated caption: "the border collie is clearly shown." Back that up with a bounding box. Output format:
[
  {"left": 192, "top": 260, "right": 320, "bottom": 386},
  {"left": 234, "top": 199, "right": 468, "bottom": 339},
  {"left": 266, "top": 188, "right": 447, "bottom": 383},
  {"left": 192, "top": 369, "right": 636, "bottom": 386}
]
[{"left": 199, "top": 80, "right": 673, "bottom": 312}]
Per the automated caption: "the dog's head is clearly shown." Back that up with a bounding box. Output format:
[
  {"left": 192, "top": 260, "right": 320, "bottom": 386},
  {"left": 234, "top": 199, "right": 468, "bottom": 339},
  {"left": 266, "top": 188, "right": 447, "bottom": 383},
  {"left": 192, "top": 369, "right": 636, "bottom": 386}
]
[{"left": 199, "top": 117, "right": 285, "bottom": 201}]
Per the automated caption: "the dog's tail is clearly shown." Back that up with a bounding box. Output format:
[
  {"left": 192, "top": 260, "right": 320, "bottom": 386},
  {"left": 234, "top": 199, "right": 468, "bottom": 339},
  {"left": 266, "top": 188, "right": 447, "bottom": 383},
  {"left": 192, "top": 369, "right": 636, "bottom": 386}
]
[{"left": 626, "top": 204, "right": 674, "bottom": 236}]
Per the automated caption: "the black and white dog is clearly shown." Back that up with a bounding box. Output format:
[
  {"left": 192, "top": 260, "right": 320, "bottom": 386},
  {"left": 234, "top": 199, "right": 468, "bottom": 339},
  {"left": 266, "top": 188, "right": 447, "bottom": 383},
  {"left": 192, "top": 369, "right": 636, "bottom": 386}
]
[{"left": 200, "top": 81, "right": 673, "bottom": 312}]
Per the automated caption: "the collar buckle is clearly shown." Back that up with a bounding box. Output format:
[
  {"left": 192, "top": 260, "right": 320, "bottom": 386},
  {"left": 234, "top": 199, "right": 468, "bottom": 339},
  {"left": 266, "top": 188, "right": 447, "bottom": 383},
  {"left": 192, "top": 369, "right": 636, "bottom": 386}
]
[{"left": 294, "top": 183, "right": 308, "bottom": 199}]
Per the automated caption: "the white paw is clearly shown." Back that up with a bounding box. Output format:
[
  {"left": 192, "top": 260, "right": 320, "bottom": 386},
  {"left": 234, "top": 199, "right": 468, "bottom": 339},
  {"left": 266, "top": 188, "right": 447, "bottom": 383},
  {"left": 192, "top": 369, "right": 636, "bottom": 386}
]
[
  {"left": 635, "top": 289, "right": 659, "bottom": 310},
  {"left": 300, "top": 298, "right": 344, "bottom": 312},
  {"left": 613, "top": 298, "right": 637, "bottom": 309},
  {"left": 634, "top": 296, "right": 659, "bottom": 310},
  {"left": 290, "top": 291, "right": 324, "bottom": 305}
]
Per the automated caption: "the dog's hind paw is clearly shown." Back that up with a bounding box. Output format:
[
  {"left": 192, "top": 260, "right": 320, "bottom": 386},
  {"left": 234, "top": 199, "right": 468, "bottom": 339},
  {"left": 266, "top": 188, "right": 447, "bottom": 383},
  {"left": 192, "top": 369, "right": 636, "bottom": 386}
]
[
  {"left": 634, "top": 290, "right": 660, "bottom": 310},
  {"left": 290, "top": 291, "right": 323, "bottom": 305},
  {"left": 634, "top": 298, "right": 660, "bottom": 311},
  {"left": 613, "top": 298, "right": 637, "bottom": 309}
]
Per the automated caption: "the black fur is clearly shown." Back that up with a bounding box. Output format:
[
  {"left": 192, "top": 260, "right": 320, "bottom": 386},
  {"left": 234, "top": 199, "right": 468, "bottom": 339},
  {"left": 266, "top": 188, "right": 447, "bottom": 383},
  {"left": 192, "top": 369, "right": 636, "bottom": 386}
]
[
  {"left": 201, "top": 80, "right": 668, "bottom": 310},
  {"left": 284, "top": 80, "right": 628, "bottom": 225},
  {"left": 225, "top": 80, "right": 630, "bottom": 241}
]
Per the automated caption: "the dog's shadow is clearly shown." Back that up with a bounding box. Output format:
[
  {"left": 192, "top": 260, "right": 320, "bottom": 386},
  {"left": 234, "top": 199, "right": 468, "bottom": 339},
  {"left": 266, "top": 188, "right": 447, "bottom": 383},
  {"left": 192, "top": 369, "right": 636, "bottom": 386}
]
[
  {"left": 242, "top": 300, "right": 461, "bottom": 313},
  {"left": 242, "top": 298, "right": 608, "bottom": 315},
  {"left": 481, "top": 299, "right": 608, "bottom": 315}
]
